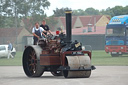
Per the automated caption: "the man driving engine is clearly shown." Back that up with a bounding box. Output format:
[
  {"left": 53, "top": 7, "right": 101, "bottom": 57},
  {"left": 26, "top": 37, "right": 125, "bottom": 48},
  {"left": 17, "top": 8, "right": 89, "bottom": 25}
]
[
  {"left": 40, "top": 19, "right": 52, "bottom": 36},
  {"left": 32, "top": 22, "right": 46, "bottom": 45}
]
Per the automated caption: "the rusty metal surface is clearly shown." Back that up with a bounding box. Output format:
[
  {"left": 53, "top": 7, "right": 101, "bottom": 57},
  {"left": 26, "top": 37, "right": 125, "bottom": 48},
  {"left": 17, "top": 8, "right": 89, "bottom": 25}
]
[{"left": 40, "top": 55, "right": 61, "bottom": 65}]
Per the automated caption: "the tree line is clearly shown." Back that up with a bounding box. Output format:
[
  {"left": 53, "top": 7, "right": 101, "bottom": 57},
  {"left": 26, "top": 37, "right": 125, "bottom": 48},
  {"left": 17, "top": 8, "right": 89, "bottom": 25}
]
[
  {"left": 53, "top": 6, "right": 128, "bottom": 17},
  {"left": 0, "top": 0, "right": 51, "bottom": 29},
  {"left": 0, "top": 0, "right": 128, "bottom": 30}
]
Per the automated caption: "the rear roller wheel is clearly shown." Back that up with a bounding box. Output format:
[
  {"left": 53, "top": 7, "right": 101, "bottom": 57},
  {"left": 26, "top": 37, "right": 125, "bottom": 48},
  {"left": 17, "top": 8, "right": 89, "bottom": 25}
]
[
  {"left": 63, "top": 55, "right": 91, "bottom": 78},
  {"left": 23, "top": 45, "right": 45, "bottom": 77}
]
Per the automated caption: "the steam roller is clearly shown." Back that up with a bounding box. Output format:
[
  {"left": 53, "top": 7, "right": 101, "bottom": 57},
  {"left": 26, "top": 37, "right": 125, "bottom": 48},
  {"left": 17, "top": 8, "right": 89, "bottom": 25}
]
[{"left": 22, "top": 10, "right": 96, "bottom": 78}]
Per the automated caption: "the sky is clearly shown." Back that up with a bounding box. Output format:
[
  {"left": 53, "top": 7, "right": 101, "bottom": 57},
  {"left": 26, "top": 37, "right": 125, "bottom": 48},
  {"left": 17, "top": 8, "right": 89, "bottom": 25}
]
[{"left": 44, "top": 0, "right": 128, "bottom": 16}]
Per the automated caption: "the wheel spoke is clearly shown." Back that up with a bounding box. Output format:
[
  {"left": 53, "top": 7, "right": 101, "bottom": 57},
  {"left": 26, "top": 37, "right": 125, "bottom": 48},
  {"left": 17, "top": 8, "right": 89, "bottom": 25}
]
[
  {"left": 29, "top": 63, "right": 33, "bottom": 66},
  {"left": 33, "top": 65, "right": 36, "bottom": 73},
  {"left": 29, "top": 54, "right": 32, "bottom": 57}
]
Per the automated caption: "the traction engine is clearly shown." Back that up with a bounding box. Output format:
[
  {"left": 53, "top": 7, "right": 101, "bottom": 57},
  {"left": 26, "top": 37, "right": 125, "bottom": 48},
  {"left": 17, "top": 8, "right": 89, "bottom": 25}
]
[{"left": 22, "top": 10, "right": 95, "bottom": 78}]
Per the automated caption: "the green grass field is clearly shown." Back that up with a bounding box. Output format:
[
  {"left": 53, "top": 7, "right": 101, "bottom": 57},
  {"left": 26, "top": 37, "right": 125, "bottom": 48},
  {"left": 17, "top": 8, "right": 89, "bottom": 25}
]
[
  {"left": 0, "top": 50, "right": 128, "bottom": 66},
  {"left": 0, "top": 52, "right": 23, "bottom": 66},
  {"left": 91, "top": 50, "right": 128, "bottom": 66}
]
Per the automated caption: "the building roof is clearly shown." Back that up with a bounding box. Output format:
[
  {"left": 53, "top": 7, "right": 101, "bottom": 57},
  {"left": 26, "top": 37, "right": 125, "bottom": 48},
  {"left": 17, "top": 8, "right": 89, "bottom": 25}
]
[
  {"left": 22, "top": 18, "right": 33, "bottom": 32},
  {"left": 79, "top": 16, "right": 92, "bottom": 27},
  {"left": 60, "top": 17, "right": 66, "bottom": 29},
  {"left": 57, "top": 16, "right": 77, "bottom": 29},
  {"left": 72, "top": 16, "right": 77, "bottom": 27},
  {"left": 56, "top": 15, "right": 110, "bottom": 29},
  {"left": 79, "top": 15, "right": 103, "bottom": 27},
  {"left": 106, "top": 16, "right": 111, "bottom": 20},
  {"left": 0, "top": 28, "right": 23, "bottom": 37},
  {"left": 0, "top": 28, "right": 23, "bottom": 44}
]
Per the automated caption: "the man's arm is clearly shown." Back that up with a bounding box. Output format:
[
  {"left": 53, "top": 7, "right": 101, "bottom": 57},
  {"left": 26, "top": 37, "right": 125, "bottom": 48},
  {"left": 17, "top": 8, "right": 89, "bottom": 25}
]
[
  {"left": 32, "top": 27, "right": 40, "bottom": 39},
  {"left": 46, "top": 25, "right": 52, "bottom": 35},
  {"left": 42, "top": 32, "right": 47, "bottom": 38},
  {"left": 48, "top": 30, "right": 52, "bottom": 35},
  {"left": 40, "top": 27, "right": 47, "bottom": 37},
  {"left": 33, "top": 33, "right": 40, "bottom": 39}
]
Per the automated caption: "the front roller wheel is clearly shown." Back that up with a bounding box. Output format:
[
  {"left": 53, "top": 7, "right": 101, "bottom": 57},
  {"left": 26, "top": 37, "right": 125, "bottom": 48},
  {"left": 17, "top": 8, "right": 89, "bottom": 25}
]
[
  {"left": 63, "top": 55, "right": 91, "bottom": 78},
  {"left": 22, "top": 45, "right": 45, "bottom": 77}
]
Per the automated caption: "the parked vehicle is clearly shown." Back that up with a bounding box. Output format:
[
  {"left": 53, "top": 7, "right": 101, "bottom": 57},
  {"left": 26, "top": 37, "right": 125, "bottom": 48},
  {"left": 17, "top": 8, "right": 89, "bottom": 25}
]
[
  {"left": 105, "top": 15, "right": 128, "bottom": 57},
  {"left": 0, "top": 45, "right": 16, "bottom": 58}
]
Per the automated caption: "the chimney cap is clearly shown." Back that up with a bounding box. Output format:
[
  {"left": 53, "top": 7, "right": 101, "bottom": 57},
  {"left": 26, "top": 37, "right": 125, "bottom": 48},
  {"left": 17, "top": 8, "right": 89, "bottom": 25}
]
[{"left": 65, "top": 10, "right": 72, "bottom": 14}]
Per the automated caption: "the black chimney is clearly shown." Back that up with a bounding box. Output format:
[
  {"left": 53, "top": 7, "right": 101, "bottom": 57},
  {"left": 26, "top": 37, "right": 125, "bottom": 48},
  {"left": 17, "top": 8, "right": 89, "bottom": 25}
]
[{"left": 65, "top": 10, "right": 72, "bottom": 43}]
